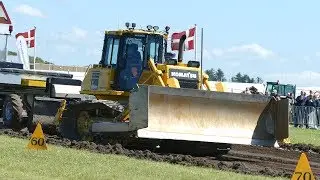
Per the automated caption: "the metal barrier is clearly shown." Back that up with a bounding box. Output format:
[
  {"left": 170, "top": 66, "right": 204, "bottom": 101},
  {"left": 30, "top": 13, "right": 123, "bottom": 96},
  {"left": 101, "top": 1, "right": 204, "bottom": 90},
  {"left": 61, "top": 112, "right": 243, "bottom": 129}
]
[{"left": 291, "top": 105, "right": 320, "bottom": 129}]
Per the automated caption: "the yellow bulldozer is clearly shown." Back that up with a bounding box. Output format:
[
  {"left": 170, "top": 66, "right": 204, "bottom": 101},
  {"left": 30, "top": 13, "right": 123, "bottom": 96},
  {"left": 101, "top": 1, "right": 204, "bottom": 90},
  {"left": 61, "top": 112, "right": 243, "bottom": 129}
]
[{"left": 52, "top": 23, "right": 290, "bottom": 155}]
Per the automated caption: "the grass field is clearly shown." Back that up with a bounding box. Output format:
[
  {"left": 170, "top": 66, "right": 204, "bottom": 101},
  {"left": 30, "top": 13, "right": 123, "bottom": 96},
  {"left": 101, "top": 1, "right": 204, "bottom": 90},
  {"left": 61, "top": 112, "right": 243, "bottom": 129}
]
[
  {"left": 0, "top": 126, "right": 317, "bottom": 180},
  {"left": 289, "top": 126, "right": 320, "bottom": 146},
  {"left": 0, "top": 135, "right": 286, "bottom": 180}
]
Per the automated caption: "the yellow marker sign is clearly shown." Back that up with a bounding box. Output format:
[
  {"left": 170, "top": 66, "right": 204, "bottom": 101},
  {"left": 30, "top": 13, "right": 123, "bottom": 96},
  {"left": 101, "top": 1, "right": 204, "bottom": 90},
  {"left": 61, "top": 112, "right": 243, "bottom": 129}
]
[
  {"left": 291, "top": 153, "right": 315, "bottom": 180},
  {"left": 27, "top": 122, "right": 47, "bottom": 150}
]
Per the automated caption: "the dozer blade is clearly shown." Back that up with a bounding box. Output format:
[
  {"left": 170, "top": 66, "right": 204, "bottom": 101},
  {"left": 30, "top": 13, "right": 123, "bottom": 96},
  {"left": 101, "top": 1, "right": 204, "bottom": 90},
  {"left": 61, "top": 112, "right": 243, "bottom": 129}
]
[{"left": 128, "top": 85, "right": 289, "bottom": 147}]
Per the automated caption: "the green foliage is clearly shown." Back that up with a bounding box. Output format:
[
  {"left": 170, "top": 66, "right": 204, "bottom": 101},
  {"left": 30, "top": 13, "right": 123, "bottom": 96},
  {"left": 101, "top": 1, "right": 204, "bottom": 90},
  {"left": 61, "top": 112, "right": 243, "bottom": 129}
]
[
  {"left": 255, "top": 77, "right": 263, "bottom": 83},
  {"left": 231, "top": 72, "right": 263, "bottom": 83},
  {"left": 204, "top": 68, "right": 263, "bottom": 83},
  {"left": 29, "top": 56, "right": 53, "bottom": 64},
  {"left": 7, "top": 50, "right": 53, "bottom": 64},
  {"left": 8, "top": 51, "right": 17, "bottom": 56},
  {"left": 204, "top": 68, "right": 227, "bottom": 81}
]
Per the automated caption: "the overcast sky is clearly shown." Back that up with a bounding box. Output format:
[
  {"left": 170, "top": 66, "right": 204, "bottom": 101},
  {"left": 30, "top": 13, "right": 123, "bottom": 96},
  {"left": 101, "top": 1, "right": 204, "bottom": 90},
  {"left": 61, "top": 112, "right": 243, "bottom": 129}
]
[{"left": 1, "top": 0, "right": 320, "bottom": 87}]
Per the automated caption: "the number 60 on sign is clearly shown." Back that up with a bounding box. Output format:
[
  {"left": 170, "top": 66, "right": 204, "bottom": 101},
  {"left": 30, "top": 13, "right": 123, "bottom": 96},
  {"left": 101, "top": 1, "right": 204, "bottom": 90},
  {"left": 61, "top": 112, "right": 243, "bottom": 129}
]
[{"left": 27, "top": 123, "right": 47, "bottom": 150}]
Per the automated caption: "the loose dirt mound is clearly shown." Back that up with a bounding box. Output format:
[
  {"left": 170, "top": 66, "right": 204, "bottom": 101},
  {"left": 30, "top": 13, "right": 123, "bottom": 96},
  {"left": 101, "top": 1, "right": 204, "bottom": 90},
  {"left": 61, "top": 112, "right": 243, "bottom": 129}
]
[
  {"left": 2, "top": 128, "right": 320, "bottom": 179},
  {"left": 280, "top": 143, "right": 320, "bottom": 154}
]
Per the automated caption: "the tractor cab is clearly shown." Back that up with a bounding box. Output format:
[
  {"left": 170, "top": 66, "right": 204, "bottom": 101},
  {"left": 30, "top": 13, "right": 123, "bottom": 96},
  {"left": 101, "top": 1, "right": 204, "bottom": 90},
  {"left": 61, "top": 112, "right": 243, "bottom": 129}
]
[
  {"left": 265, "top": 81, "right": 296, "bottom": 98},
  {"left": 98, "top": 23, "right": 168, "bottom": 91},
  {"left": 80, "top": 23, "right": 205, "bottom": 101}
]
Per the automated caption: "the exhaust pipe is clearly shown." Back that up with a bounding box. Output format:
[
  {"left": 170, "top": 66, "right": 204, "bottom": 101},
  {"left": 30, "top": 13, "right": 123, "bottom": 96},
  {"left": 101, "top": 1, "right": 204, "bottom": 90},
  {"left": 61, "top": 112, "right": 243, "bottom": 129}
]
[{"left": 178, "top": 35, "right": 186, "bottom": 62}]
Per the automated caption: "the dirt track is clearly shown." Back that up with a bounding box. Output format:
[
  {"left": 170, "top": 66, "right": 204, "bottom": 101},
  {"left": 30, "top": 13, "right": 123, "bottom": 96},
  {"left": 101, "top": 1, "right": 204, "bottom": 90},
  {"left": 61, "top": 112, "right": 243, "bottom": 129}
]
[{"left": 1, "top": 127, "right": 320, "bottom": 179}]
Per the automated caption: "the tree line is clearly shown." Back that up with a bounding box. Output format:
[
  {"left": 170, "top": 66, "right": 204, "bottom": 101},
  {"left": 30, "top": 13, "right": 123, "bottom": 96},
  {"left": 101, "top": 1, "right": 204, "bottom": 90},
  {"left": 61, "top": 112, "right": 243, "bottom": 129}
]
[
  {"left": 8, "top": 50, "right": 53, "bottom": 64},
  {"left": 205, "top": 68, "right": 263, "bottom": 83}
]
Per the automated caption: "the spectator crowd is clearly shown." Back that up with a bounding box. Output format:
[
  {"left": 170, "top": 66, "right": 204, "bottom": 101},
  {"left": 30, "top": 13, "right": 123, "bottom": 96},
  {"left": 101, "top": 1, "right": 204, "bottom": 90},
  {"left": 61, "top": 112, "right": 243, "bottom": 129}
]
[
  {"left": 292, "top": 90, "right": 320, "bottom": 129},
  {"left": 295, "top": 90, "right": 320, "bottom": 107},
  {"left": 242, "top": 87, "right": 320, "bottom": 129}
]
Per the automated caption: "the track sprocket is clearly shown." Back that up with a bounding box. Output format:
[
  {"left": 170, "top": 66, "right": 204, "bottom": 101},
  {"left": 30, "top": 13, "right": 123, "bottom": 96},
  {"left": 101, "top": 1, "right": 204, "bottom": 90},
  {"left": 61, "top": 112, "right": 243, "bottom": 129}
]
[{"left": 58, "top": 99, "right": 126, "bottom": 141}]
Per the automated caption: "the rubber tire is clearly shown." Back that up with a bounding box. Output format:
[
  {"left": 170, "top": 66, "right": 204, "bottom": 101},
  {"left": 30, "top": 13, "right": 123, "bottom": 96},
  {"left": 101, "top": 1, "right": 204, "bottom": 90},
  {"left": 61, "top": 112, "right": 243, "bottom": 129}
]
[{"left": 2, "top": 94, "right": 25, "bottom": 131}]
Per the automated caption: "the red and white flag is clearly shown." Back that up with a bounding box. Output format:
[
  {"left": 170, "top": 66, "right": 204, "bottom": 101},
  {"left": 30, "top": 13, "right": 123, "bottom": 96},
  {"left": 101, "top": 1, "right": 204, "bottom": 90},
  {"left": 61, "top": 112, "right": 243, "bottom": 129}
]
[
  {"left": 15, "top": 28, "right": 36, "bottom": 48},
  {"left": 171, "top": 26, "right": 196, "bottom": 51},
  {"left": 0, "top": 1, "right": 12, "bottom": 25}
]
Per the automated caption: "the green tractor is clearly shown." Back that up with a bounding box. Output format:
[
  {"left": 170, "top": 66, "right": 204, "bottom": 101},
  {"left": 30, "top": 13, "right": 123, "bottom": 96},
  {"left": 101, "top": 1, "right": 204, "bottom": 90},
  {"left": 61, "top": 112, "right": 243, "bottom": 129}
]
[{"left": 265, "top": 81, "right": 296, "bottom": 99}]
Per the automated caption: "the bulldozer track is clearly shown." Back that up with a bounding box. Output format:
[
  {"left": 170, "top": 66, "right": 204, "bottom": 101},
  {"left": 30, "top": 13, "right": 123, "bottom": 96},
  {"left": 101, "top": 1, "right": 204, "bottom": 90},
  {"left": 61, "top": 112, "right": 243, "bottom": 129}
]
[{"left": 1, "top": 127, "right": 320, "bottom": 179}]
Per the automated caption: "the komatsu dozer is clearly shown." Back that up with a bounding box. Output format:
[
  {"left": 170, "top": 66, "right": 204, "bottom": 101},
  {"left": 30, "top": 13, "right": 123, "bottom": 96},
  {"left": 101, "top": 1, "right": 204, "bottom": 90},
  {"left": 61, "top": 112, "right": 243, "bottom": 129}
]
[{"left": 54, "top": 23, "right": 290, "bottom": 155}]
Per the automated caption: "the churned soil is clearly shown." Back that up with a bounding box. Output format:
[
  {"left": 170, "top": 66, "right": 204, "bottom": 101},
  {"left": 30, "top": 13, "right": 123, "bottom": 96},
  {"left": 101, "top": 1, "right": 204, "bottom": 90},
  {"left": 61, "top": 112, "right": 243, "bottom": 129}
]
[{"left": 1, "top": 128, "right": 320, "bottom": 179}]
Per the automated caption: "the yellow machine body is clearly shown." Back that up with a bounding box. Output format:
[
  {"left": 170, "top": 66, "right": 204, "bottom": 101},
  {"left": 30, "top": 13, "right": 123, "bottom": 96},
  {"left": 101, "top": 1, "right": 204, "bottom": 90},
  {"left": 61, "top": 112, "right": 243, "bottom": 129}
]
[
  {"left": 80, "top": 61, "right": 211, "bottom": 96},
  {"left": 56, "top": 25, "right": 289, "bottom": 148},
  {"left": 80, "top": 66, "right": 130, "bottom": 101}
]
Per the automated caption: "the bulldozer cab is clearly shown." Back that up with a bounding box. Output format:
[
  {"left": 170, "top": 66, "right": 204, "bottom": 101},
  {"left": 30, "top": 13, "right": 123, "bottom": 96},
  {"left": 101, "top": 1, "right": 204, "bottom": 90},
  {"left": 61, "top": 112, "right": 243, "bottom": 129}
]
[
  {"left": 99, "top": 28, "right": 165, "bottom": 91},
  {"left": 80, "top": 23, "right": 210, "bottom": 98},
  {"left": 265, "top": 81, "right": 296, "bottom": 98}
]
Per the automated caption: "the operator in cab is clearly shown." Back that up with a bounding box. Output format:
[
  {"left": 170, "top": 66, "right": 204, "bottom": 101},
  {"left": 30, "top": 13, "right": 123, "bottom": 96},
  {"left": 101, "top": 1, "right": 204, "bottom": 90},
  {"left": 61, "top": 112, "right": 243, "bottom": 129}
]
[{"left": 121, "top": 43, "right": 142, "bottom": 90}]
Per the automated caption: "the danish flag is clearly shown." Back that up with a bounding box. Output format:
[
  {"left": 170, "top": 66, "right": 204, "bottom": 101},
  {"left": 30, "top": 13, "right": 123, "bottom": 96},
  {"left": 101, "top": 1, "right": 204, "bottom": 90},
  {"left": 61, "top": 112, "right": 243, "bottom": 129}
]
[
  {"left": 0, "top": 1, "right": 12, "bottom": 25},
  {"left": 171, "top": 26, "right": 196, "bottom": 51},
  {"left": 15, "top": 28, "right": 36, "bottom": 48}
]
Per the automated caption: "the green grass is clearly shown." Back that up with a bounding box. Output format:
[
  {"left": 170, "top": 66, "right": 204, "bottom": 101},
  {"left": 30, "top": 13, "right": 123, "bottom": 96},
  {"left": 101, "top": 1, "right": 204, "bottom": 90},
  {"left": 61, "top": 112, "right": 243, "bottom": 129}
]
[
  {"left": 0, "top": 135, "right": 286, "bottom": 180},
  {"left": 289, "top": 126, "right": 320, "bottom": 146}
]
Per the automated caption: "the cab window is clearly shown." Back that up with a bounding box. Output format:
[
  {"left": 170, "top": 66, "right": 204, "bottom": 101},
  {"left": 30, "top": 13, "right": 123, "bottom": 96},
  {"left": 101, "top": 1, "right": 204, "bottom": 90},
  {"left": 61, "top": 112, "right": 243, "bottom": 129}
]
[
  {"left": 123, "top": 37, "right": 144, "bottom": 62},
  {"left": 102, "top": 36, "right": 120, "bottom": 67},
  {"left": 266, "top": 84, "right": 274, "bottom": 93},
  {"left": 110, "top": 39, "right": 119, "bottom": 65},
  {"left": 149, "top": 41, "right": 159, "bottom": 62},
  {"left": 117, "top": 36, "right": 144, "bottom": 70},
  {"left": 148, "top": 36, "right": 163, "bottom": 64}
]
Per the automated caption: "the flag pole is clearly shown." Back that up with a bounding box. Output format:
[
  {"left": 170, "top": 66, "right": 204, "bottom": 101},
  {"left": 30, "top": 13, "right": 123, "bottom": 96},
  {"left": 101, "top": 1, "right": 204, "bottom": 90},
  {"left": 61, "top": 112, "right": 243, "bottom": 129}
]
[
  {"left": 4, "top": 34, "right": 8, "bottom": 62},
  {"left": 194, "top": 24, "right": 197, "bottom": 61},
  {"left": 200, "top": 27, "right": 203, "bottom": 90},
  {"left": 33, "top": 26, "right": 36, "bottom": 70}
]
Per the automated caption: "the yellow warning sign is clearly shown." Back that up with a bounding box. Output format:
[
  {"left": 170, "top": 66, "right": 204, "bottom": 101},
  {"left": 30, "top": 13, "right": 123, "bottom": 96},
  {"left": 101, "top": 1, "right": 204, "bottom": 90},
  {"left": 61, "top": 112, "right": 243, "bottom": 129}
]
[
  {"left": 27, "top": 122, "right": 47, "bottom": 150},
  {"left": 291, "top": 153, "right": 315, "bottom": 180}
]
